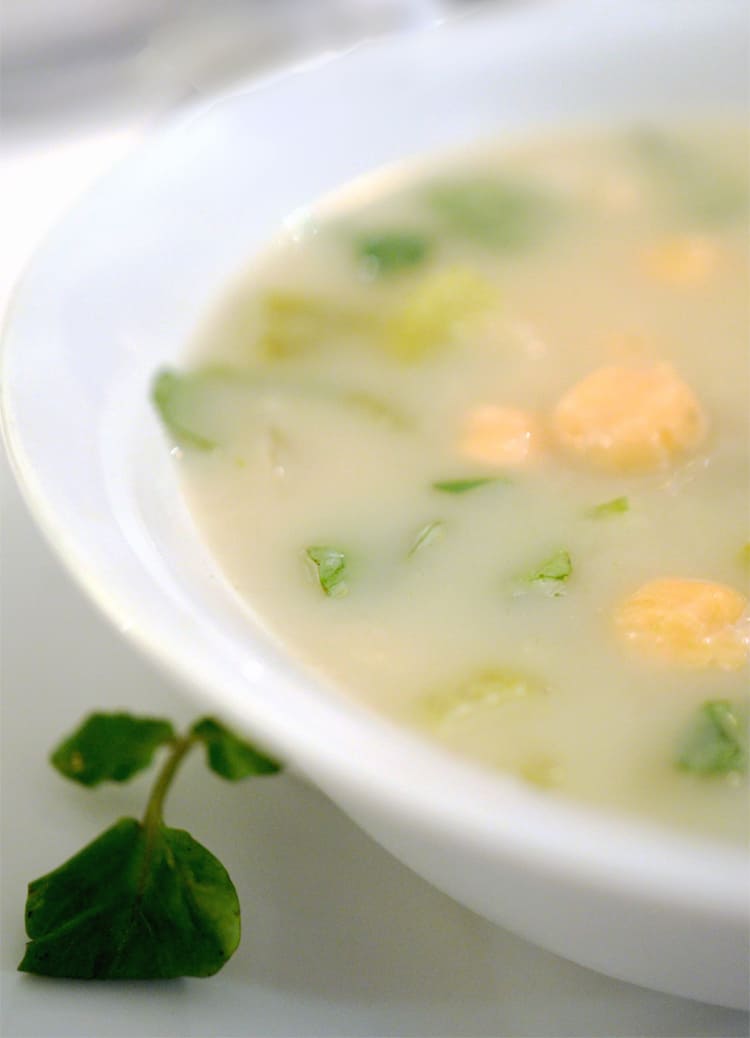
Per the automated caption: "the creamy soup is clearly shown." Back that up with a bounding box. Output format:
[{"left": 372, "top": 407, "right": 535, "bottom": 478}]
[{"left": 154, "top": 128, "right": 749, "bottom": 842}]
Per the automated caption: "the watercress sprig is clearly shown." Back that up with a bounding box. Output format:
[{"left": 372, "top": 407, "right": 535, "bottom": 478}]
[{"left": 18, "top": 712, "right": 280, "bottom": 980}]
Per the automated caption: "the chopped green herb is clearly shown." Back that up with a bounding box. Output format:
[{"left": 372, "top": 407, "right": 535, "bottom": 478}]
[
  {"left": 152, "top": 366, "right": 410, "bottom": 451},
  {"left": 631, "top": 129, "right": 748, "bottom": 225},
  {"left": 259, "top": 291, "right": 375, "bottom": 360},
  {"left": 357, "top": 231, "right": 432, "bottom": 275},
  {"left": 383, "top": 266, "right": 495, "bottom": 361},
  {"left": 152, "top": 369, "right": 220, "bottom": 450},
  {"left": 19, "top": 712, "right": 281, "bottom": 979},
  {"left": 152, "top": 365, "right": 280, "bottom": 450},
  {"left": 516, "top": 549, "right": 573, "bottom": 597},
  {"left": 432, "top": 476, "right": 508, "bottom": 494},
  {"left": 407, "top": 519, "right": 446, "bottom": 558},
  {"left": 587, "top": 496, "right": 630, "bottom": 519},
  {"left": 306, "top": 545, "right": 349, "bottom": 597},
  {"left": 530, "top": 549, "right": 572, "bottom": 584},
  {"left": 426, "top": 178, "right": 555, "bottom": 250},
  {"left": 422, "top": 668, "right": 545, "bottom": 728},
  {"left": 677, "top": 700, "right": 748, "bottom": 776}
]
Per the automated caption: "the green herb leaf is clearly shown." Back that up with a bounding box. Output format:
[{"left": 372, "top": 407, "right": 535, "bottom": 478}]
[
  {"left": 357, "top": 231, "right": 432, "bottom": 275},
  {"left": 151, "top": 365, "right": 269, "bottom": 451},
  {"left": 421, "top": 668, "right": 545, "bottom": 728},
  {"left": 631, "top": 129, "right": 748, "bottom": 225},
  {"left": 587, "top": 496, "right": 630, "bottom": 519},
  {"left": 306, "top": 546, "right": 349, "bottom": 597},
  {"left": 530, "top": 549, "right": 572, "bottom": 583},
  {"left": 517, "top": 549, "right": 573, "bottom": 597},
  {"left": 677, "top": 701, "right": 748, "bottom": 776},
  {"left": 432, "top": 476, "right": 507, "bottom": 494},
  {"left": 407, "top": 519, "right": 446, "bottom": 558},
  {"left": 51, "top": 713, "right": 175, "bottom": 787},
  {"left": 426, "top": 178, "right": 555, "bottom": 249},
  {"left": 152, "top": 369, "right": 219, "bottom": 450},
  {"left": 19, "top": 818, "right": 240, "bottom": 979},
  {"left": 383, "top": 266, "right": 496, "bottom": 361},
  {"left": 153, "top": 366, "right": 409, "bottom": 451},
  {"left": 192, "top": 718, "right": 281, "bottom": 780}
]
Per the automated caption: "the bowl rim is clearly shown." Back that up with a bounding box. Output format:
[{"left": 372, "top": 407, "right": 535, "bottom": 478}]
[{"left": 2, "top": 0, "right": 748, "bottom": 925}]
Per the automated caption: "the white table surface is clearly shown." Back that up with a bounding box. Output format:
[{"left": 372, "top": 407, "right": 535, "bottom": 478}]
[{"left": 1, "top": 126, "right": 748, "bottom": 1038}]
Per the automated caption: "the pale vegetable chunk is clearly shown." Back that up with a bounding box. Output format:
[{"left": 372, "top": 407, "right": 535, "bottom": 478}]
[
  {"left": 616, "top": 578, "right": 749, "bottom": 670},
  {"left": 421, "top": 668, "right": 545, "bottom": 729},
  {"left": 553, "top": 363, "right": 707, "bottom": 472},
  {"left": 642, "top": 236, "right": 720, "bottom": 285},
  {"left": 460, "top": 405, "right": 544, "bottom": 467},
  {"left": 383, "top": 266, "right": 495, "bottom": 361}
]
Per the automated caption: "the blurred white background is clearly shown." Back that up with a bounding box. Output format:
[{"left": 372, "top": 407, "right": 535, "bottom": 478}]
[{"left": 1, "top": 0, "right": 476, "bottom": 130}]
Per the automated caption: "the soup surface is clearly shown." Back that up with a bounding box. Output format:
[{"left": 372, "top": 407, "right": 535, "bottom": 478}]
[{"left": 154, "top": 128, "right": 749, "bottom": 842}]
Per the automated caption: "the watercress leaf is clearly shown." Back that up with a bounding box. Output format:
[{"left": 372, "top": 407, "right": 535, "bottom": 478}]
[
  {"left": 153, "top": 366, "right": 410, "bottom": 453},
  {"left": 407, "top": 520, "right": 446, "bottom": 558},
  {"left": 357, "top": 231, "right": 432, "bottom": 275},
  {"left": 192, "top": 718, "right": 281, "bottom": 780},
  {"left": 19, "top": 817, "right": 240, "bottom": 979},
  {"left": 426, "top": 178, "right": 554, "bottom": 249},
  {"left": 51, "top": 713, "right": 175, "bottom": 787},
  {"left": 677, "top": 701, "right": 748, "bottom": 775},
  {"left": 530, "top": 549, "right": 572, "bottom": 583},
  {"left": 587, "top": 496, "right": 629, "bottom": 519},
  {"left": 152, "top": 369, "right": 218, "bottom": 450},
  {"left": 152, "top": 366, "right": 262, "bottom": 450},
  {"left": 432, "top": 476, "right": 508, "bottom": 494},
  {"left": 384, "top": 266, "right": 496, "bottom": 361},
  {"left": 515, "top": 549, "right": 573, "bottom": 597},
  {"left": 306, "top": 546, "right": 349, "bottom": 598}
]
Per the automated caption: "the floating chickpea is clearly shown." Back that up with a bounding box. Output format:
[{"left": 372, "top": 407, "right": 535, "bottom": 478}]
[
  {"left": 553, "top": 363, "right": 707, "bottom": 472},
  {"left": 615, "top": 578, "right": 748, "bottom": 670}
]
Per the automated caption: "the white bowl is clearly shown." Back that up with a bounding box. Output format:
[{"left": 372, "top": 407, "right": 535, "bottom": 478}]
[{"left": 2, "top": 0, "right": 748, "bottom": 1010}]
